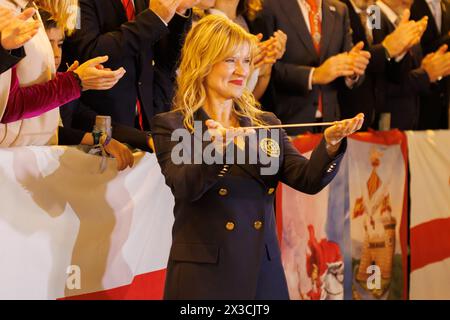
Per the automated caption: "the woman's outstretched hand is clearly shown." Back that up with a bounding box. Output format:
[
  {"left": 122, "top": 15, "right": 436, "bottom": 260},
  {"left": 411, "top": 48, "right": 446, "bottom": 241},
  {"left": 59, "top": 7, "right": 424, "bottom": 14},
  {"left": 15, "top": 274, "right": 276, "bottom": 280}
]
[
  {"left": 205, "top": 119, "right": 255, "bottom": 152},
  {"left": 324, "top": 113, "right": 364, "bottom": 156}
]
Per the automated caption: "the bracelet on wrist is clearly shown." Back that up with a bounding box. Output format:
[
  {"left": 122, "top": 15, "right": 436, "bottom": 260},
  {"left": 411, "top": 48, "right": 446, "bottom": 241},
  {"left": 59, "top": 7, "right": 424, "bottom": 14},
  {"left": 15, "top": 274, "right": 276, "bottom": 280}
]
[
  {"left": 101, "top": 135, "right": 112, "bottom": 147},
  {"left": 71, "top": 71, "right": 83, "bottom": 90}
]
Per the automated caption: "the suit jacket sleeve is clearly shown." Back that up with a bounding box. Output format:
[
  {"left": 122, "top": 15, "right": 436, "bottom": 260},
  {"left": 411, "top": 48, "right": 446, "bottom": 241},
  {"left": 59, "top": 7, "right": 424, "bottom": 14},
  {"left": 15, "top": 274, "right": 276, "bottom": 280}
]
[
  {"left": 154, "top": 13, "right": 191, "bottom": 77},
  {"left": 366, "top": 44, "right": 388, "bottom": 73},
  {"left": 61, "top": 99, "right": 152, "bottom": 152},
  {"left": 69, "top": 0, "right": 169, "bottom": 64},
  {"left": 58, "top": 126, "right": 86, "bottom": 145},
  {"left": 112, "top": 122, "right": 152, "bottom": 152},
  {"left": 389, "top": 49, "right": 431, "bottom": 95},
  {"left": 427, "top": 33, "right": 450, "bottom": 53},
  {"left": 341, "top": 4, "right": 354, "bottom": 53},
  {"left": 263, "top": 114, "right": 346, "bottom": 194},
  {"left": 0, "top": 47, "right": 24, "bottom": 75},
  {"left": 151, "top": 113, "right": 226, "bottom": 202},
  {"left": 273, "top": 63, "right": 314, "bottom": 96},
  {"left": 152, "top": 13, "right": 192, "bottom": 113}
]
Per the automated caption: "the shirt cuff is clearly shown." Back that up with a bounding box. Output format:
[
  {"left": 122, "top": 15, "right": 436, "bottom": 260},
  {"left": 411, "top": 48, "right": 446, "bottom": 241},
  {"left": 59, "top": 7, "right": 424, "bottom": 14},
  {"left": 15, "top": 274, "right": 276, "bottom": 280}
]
[
  {"left": 395, "top": 52, "right": 406, "bottom": 62},
  {"left": 176, "top": 8, "right": 192, "bottom": 19},
  {"left": 308, "top": 68, "right": 315, "bottom": 90},
  {"left": 345, "top": 75, "right": 359, "bottom": 88}
]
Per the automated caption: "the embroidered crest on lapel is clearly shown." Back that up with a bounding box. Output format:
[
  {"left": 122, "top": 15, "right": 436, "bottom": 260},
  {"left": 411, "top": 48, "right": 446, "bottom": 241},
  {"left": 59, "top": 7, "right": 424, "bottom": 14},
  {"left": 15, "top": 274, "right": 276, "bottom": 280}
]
[{"left": 260, "top": 138, "right": 280, "bottom": 158}]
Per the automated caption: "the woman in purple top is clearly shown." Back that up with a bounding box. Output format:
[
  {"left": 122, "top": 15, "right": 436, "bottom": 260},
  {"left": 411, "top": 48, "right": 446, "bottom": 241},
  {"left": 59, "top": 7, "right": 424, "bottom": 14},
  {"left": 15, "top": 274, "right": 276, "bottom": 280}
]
[
  {"left": 0, "top": 5, "right": 134, "bottom": 169},
  {"left": 0, "top": 0, "right": 126, "bottom": 147}
]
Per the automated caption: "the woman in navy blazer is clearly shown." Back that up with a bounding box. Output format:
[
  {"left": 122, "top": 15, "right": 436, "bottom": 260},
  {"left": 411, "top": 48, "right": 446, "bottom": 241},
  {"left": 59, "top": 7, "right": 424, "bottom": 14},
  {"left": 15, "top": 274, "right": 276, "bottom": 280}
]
[{"left": 151, "top": 15, "right": 364, "bottom": 300}]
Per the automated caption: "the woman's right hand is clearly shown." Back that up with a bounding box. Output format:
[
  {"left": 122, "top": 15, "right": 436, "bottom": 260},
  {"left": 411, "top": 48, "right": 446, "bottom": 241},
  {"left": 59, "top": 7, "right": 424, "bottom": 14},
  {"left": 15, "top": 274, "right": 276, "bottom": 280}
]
[
  {"left": 71, "top": 56, "right": 126, "bottom": 91},
  {"left": 0, "top": 8, "right": 39, "bottom": 50},
  {"left": 205, "top": 119, "right": 255, "bottom": 151}
]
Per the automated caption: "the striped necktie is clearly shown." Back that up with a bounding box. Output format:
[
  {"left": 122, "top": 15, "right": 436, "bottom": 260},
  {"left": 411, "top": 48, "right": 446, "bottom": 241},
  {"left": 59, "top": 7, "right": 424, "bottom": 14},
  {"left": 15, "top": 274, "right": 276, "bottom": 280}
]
[{"left": 305, "top": 0, "right": 323, "bottom": 117}]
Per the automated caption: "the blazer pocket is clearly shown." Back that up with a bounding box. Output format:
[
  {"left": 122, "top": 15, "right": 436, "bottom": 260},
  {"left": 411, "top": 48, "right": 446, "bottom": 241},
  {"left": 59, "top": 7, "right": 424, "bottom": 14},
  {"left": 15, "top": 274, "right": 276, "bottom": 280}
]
[{"left": 169, "top": 243, "right": 219, "bottom": 264}]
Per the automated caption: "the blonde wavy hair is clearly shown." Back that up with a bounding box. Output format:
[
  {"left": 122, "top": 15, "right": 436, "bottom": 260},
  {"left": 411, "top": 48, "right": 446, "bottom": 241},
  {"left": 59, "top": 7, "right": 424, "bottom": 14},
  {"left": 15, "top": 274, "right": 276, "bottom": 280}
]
[
  {"left": 174, "top": 14, "right": 267, "bottom": 132},
  {"left": 36, "top": 0, "right": 78, "bottom": 34}
]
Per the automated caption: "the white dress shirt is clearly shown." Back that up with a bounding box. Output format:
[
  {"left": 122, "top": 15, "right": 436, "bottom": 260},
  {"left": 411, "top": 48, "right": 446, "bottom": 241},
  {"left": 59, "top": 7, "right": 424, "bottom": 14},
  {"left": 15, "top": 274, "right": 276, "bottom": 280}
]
[
  {"left": 296, "top": 0, "right": 357, "bottom": 119},
  {"left": 426, "top": 0, "right": 442, "bottom": 33},
  {"left": 297, "top": 0, "right": 323, "bottom": 32}
]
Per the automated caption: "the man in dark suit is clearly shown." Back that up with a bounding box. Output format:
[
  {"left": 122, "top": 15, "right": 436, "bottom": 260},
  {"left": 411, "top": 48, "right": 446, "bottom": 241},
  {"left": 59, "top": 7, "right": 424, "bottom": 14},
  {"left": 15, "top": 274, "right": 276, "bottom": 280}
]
[
  {"left": 63, "top": 0, "right": 195, "bottom": 131},
  {"left": 339, "top": 0, "right": 438, "bottom": 129},
  {"left": 339, "top": 0, "right": 429, "bottom": 129},
  {"left": 411, "top": 0, "right": 450, "bottom": 129},
  {"left": 374, "top": 0, "right": 450, "bottom": 129},
  {"left": 254, "top": 0, "right": 371, "bottom": 135}
]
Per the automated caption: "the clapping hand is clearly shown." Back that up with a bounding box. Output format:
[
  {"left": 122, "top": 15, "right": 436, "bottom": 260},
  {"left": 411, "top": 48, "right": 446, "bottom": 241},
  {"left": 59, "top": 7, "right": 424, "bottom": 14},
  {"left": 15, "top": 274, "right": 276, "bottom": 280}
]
[
  {"left": 68, "top": 56, "right": 126, "bottom": 91},
  {"left": 382, "top": 9, "right": 428, "bottom": 58},
  {"left": 0, "top": 7, "right": 39, "bottom": 50},
  {"left": 348, "top": 42, "right": 371, "bottom": 77}
]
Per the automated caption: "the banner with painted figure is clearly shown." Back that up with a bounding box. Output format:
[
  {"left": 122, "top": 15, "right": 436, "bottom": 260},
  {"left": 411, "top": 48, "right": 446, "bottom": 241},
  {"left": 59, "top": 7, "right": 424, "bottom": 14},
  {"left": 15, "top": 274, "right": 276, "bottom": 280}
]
[
  {"left": 0, "top": 146, "right": 173, "bottom": 299},
  {"left": 278, "top": 134, "right": 350, "bottom": 300},
  {"left": 348, "top": 131, "right": 408, "bottom": 300},
  {"left": 278, "top": 131, "right": 408, "bottom": 300},
  {"left": 407, "top": 130, "right": 450, "bottom": 300},
  {"left": 0, "top": 131, "right": 419, "bottom": 300}
]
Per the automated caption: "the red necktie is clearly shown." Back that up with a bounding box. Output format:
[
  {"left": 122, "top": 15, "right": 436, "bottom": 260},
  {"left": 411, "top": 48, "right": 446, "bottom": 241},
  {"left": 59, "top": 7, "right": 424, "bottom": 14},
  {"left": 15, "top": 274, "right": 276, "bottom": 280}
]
[
  {"left": 121, "top": 0, "right": 144, "bottom": 130},
  {"left": 305, "top": 0, "right": 323, "bottom": 115},
  {"left": 122, "top": 0, "right": 135, "bottom": 20}
]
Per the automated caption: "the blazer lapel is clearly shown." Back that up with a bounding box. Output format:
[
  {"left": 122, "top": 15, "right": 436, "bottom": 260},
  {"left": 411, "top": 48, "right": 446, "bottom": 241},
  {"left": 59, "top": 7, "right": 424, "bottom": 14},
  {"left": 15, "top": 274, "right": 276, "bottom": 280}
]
[
  {"left": 419, "top": 0, "right": 440, "bottom": 36},
  {"left": 281, "top": 0, "right": 318, "bottom": 59},
  {"left": 320, "top": 0, "right": 337, "bottom": 62},
  {"left": 373, "top": 9, "right": 394, "bottom": 43}
]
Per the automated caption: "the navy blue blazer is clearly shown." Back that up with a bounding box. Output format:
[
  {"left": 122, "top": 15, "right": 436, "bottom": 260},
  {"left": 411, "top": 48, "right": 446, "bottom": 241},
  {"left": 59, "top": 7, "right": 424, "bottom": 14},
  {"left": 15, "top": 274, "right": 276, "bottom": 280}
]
[{"left": 151, "top": 108, "right": 346, "bottom": 299}]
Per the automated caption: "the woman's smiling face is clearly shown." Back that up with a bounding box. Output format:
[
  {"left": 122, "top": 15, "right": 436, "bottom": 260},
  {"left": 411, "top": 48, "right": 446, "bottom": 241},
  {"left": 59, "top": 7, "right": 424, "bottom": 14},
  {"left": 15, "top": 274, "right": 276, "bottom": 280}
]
[{"left": 205, "top": 44, "right": 251, "bottom": 101}]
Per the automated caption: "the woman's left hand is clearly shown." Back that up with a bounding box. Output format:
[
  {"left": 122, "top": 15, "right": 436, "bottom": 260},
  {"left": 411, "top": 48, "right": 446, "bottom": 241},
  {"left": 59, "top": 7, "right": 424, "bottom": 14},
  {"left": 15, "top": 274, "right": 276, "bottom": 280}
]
[{"left": 324, "top": 113, "right": 364, "bottom": 155}]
